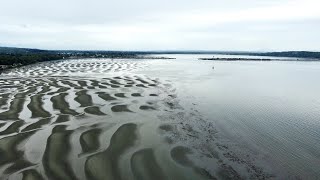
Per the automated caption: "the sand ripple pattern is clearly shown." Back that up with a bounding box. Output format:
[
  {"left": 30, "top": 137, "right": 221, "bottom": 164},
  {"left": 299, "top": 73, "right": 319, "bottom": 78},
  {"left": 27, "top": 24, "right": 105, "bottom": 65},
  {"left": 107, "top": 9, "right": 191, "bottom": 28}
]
[
  {"left": 2, "top": 59, "right": 146, "bottom": 77},
  {"left": 0, "top": 60, "right": 273, "bottom": 180},
  {"left": 0, "top": 60, "right": 210, "bottom": 180}
]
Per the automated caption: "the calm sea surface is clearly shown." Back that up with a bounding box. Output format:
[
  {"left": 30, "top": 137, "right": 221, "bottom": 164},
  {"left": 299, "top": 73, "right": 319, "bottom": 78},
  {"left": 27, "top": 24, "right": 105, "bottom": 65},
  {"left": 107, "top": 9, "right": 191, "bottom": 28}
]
[{"left": 144, "top": 54, "right": 320, "bottom": 179}]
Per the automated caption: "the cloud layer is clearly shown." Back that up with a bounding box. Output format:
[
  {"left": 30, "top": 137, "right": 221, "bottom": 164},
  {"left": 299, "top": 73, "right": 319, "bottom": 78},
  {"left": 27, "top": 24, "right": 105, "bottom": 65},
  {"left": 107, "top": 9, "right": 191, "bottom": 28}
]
[{"left": 1, "top": 0, "right": 320, "bottom": 51}]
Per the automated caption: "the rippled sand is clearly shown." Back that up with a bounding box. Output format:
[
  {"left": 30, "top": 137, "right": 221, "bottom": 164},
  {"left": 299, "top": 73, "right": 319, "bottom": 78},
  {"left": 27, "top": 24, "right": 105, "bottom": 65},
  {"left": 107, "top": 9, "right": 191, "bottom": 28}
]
[{"left": 0, "top": 59, "right": 281, "bottom": 180}]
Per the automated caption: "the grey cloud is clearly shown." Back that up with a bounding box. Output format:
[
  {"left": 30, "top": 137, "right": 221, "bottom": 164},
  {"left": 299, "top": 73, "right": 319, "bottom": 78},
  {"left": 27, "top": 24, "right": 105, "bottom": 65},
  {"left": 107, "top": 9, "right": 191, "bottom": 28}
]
[{"left": 1, "top": 0, "right": 319, "bottom": 50}]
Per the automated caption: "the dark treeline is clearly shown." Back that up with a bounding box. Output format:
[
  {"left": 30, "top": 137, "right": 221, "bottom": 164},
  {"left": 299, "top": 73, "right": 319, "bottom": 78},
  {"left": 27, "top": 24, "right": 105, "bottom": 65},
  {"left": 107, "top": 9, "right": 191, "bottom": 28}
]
[
  {"left": 218, "top": 51, "right": 320, "bottom": 59},
  {"left": 0, "top": 47, "right": 141, "bottom": 70},
  {"left": 0, "top": 47, "right": 63, "bottom": 68},
  {"left": 0, "top": 53, "right": 63, "bottom": 65},
  {"left": 0, "top": 52, "right": 139, "bottom": 67},
  {"left": 252, "top": 51, "right": 320, "bottom": 59}
]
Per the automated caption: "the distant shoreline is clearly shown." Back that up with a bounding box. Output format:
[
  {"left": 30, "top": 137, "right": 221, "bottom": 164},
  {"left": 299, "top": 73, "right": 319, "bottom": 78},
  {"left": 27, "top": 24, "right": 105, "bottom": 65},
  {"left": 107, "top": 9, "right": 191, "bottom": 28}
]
[
  {"left": 2, "top": 47, "right": 320, "bottom": 59},
  {"left": 199, "top": 57, "right": 272, "bottom": 61},
  {"left": 198, "top": 57, "right": 320, "bottom": 61},
  {"left": 1, "top": 46, "right": 320, "bottom": 73}
]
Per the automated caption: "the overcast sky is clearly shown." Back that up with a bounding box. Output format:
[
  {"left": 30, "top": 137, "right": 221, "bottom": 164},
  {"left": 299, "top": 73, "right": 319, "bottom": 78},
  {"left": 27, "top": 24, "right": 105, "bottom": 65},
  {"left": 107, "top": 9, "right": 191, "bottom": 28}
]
[{"left": 1, "top": 0, "right": 320, "bottom": 51}]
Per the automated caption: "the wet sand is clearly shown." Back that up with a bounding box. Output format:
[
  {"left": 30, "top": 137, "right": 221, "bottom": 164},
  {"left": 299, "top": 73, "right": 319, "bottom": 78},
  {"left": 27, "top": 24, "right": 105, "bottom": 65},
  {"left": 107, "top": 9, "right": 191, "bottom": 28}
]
[
  {"left": 1, "top": 58, "right": 318, "bottom": 179},
  {"left": 0, "top": 59, "right": 217, "bottom": 180}
]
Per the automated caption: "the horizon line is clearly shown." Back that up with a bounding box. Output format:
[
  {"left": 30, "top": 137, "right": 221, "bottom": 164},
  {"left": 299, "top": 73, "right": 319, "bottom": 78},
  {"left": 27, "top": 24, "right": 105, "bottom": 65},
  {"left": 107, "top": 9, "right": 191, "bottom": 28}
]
[{"left": 1, "top": 46, "right": 320, "bottom": 53}]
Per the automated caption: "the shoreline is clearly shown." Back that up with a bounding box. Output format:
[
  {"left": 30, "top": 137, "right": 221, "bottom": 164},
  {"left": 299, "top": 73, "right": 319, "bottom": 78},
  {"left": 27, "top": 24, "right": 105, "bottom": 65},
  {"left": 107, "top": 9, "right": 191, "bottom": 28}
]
[
  {"left": 198, "top": 57, "right": 320, "bottom": 61},
  {"left": 199, "top": 57, "right": 272, "bottom": 61}
]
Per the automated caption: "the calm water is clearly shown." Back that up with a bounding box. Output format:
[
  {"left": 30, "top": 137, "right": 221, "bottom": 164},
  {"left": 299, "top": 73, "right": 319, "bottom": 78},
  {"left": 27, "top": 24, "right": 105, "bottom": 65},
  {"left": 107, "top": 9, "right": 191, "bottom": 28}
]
[
  {"left": 0, "top": 55, "right": 319, "bottom": 179},
  {"left": 143, "top": 55, "right": 320, "bottom": 179}
]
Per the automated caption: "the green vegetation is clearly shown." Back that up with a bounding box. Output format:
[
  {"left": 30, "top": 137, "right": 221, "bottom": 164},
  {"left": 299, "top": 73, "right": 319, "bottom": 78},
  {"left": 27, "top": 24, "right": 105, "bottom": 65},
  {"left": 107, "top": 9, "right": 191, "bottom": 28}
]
[
  {"left": 0, "top": 47, "right": 140, "bottom": 71},
  {"left": 252, "top": 51, "right": 320, "bottom": 59},
  {"left": 0, "top": 47, "right": 63, "bottom": 70},
  {"left": 0, "top": 53, "right": 63, "bottom": 66}
]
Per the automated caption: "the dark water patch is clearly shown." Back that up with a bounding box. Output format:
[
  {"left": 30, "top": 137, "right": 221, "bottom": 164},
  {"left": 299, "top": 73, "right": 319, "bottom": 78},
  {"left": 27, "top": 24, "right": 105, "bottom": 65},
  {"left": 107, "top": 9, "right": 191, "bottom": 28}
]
[
  {"left": 0, "top": 85, "right": 21, "bottom": 88},
  {"left": 150, "top": 94, "right": 158, "bottom": 97},
  {"left": 111, "top": 105, "right": 132, "bottom": 113},
  {"left": 19, "top": 87, "right": 38, "bottom": 98},
  {"left": 85, "top": 123, "right": 138, "bottom": 180},
  {"left": 97, "top": 92, "right": 117, "bottom": 101},
  {"left": 165, "top": 101, "right": 180, "bottom": 110},
  {"left": 101, "top": 82, "right": 112, "bottom": 86},
  {"left": 98, "top": 85, "right": 107, "bottom": 89},
  {"left": 54, "top": 115, "right": 70, "bottom": 124},
  {"left": 140, "top": 105, "right": 156, "bottom": 111},
  {"left": 171, "top": 146, "right": 215, "bottom": 179},
  {"left": 159, "top": 124, "right": 174, "bottom": 132},
  {"left": 131, "top": 93, "right": 142, "bottom": 97},
  {"left": 111, "top": 85, "right": 120, "bottom": 88},
  {"left": 77, "top": 80, "right": 88, "bottom": 87},
  {"left": 22, "top": 118, "right": 51, "bottom": 132},
  {"left": 217, "top": 164, "right": 242, "bottom": 180},
  {"left": 0, "top": 98, "right": 9, "bottom": 108},
  {"left": 14, "top": 93, "right": 27, "bottom": 99},
  {"left": 0, "top": 122, "right": 5, "bottom": 128},
  {"left": 110, "top": 80, "right": 122, "bottom": 85},
  {"left": 195, "top": 169, "right": 218, "bottom": 180},
  {"left": 22, "top": 169, "right": 44, "bottom": 180},
  {"left": 38, "top": 85, "right": 51, "bottom": 94},
  {"left": 84, "top": 107, "right": 106, "bottom": 116},
  {"left": 56, "top": 87, "right": 71, "bottom": 93},
  {"left": 126, "top": 81, "right": 135, "bottom": 85},
  {"left": 4, "top": 159, "right": 34, "bottom": 175},
  {"left": 164, "top": 137, "right": 174, "bottom": 144},
  {"left": 90, "top": 80, "right": 100, "bottom": 87},
  {"left": 47, "top": 79, "right": 61, "bottom": 88},
  {"left": 0, "top": 93, "right": 10, "bottom": 107},
  {"left": 136, "top": 84, "right": 148, "bottom": 88},
  {"left": 125, "top": 85, "right": 133, "bottom": 87},
  {"left": 0, "top": 97, "right": 25, "bottom": 120},
  {"left": 51, "top": 93, "right": 79, "bottom": 116},
  {"left": 0, "top": 121, "right": 24, "bottom": 136},
  {"left": 131, "top": 148, "right": 167, "bottom": 180},
  {"left": 0, "top": 131, "right": 35, "bottom": 168},
  {"left": 28, "top": 94, "right": 51, "bottom": 118},
  {"left": 80, "top": 128, "right": 102, "bottom": 154},
  {"left": 47, "top": 87, "right": 70, "bottom": 96},
  {"left": 136, "top": 78, "right": 149, "bottom": 84},
  {"left": 114, "top": 93, "right": 126, "bottom": 98},
  {"left": 0, "top": 93, "right": 10, "bottom": 98},
  {"left": 171, "top": 146, "right": 194, "bottom": 167},
  {"left": 60, "top": 80, "right": 80, "bottom": 89},
  {"left": 75, "top": 90, "right": 93, "bottom": 107},
  {"left": 42, "top": 125, "right": 77, "bottom": 180}
]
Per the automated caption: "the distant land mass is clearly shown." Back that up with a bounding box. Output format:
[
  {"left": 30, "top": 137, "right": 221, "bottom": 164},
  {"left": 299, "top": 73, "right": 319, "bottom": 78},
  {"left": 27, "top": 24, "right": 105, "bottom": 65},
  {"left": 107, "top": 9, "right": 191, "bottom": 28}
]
[{"left": 1, "top": 46, "right": 320, "bottom": 71}]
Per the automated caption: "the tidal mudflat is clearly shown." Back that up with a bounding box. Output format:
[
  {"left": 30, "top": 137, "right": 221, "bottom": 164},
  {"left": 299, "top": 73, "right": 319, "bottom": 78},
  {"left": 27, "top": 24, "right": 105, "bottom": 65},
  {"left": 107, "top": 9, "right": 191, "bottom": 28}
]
[
  {"left": 0, "top": 59, "right": 215, "bottom": 180},
  {"left": 0, "top": 56, "right": 320, "bottom": 179}
]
